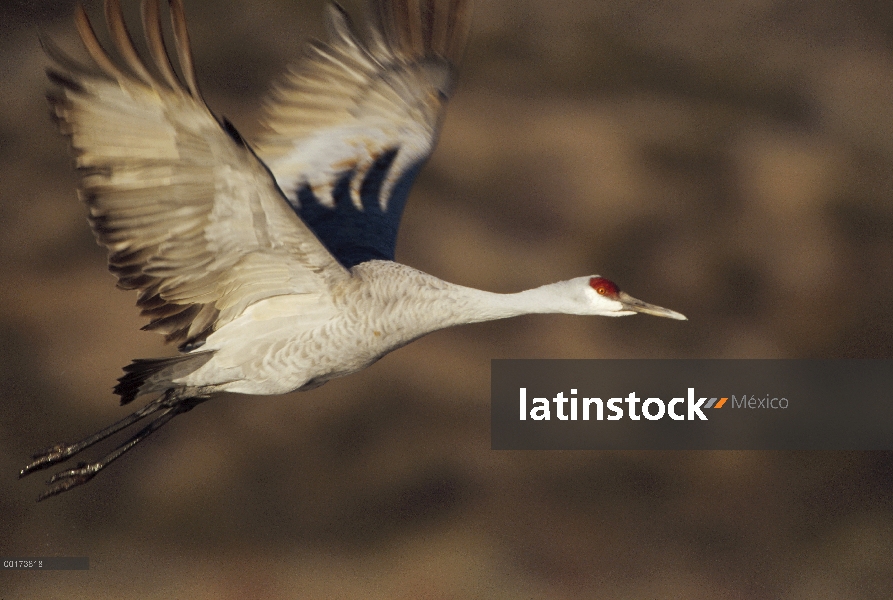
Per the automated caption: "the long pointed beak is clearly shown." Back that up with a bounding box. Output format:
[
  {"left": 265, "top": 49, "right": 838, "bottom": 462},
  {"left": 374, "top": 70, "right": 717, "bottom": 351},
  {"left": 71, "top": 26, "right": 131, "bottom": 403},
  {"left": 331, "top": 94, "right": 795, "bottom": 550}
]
[{"left": 618, "top": 291, "right": 688, "bottom": 321}]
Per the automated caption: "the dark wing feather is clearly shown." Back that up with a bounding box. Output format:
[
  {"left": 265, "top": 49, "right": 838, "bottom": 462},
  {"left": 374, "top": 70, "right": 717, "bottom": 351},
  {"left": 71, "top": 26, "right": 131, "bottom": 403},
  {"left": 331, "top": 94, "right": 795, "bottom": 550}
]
[{"left": 256, "top": 0, "right": 472, "bottom": 267}]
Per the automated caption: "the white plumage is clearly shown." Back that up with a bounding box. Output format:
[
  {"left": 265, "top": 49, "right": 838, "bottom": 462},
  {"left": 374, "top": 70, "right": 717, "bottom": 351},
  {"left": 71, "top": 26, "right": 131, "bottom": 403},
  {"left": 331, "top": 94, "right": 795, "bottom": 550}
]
[{"left": 21, "top": 0, "right": 685, "bottom": 500}]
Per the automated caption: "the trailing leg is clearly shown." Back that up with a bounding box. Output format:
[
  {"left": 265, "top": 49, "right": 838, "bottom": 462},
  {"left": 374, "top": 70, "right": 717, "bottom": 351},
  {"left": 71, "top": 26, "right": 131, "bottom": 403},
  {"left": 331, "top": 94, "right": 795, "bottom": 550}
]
[{"left": 20, "top": 391, "right": 209, "bottom": 501}]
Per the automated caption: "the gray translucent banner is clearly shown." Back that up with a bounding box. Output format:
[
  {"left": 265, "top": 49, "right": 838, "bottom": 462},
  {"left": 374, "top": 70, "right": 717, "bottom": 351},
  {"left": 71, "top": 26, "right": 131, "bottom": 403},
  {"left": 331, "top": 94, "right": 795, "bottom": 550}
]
[
  {"left": 491, "top": 360, "right": 893, "bottom": 450},
  {"left": 2, "top": 557, "right": 89, "bottom": 570}
]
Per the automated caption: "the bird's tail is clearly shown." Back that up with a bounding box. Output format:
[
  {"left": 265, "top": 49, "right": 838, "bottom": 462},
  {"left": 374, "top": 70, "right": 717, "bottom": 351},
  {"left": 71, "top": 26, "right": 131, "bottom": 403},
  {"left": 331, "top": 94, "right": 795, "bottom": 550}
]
[
  {"left": 114, "top": 351, "right": 214, "bottom": 405},
  {"left": 371, "top": 0, "right": 473, "bottom": 67}
]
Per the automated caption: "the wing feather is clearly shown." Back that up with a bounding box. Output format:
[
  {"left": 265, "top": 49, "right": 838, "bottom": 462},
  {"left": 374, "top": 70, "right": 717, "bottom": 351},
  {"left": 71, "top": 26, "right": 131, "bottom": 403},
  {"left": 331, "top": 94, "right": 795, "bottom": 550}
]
[
  {"left": 167, "top": 0, "right": 201, "bottom": 98},
  {"left": 141, "top": 0, "right": 183, "bottom": 90},
  {"left": 50, "top": 0, "right": 348, "bottom": 349},
  {"left": 104, "top": 0, "right": 154, "bottom": 84}
]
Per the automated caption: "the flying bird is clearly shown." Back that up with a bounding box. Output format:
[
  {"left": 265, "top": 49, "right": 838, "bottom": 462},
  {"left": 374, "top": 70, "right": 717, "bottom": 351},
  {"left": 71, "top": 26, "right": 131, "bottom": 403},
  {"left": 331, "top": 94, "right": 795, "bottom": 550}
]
[{"left": 21, "top": 0, "right": 686, "bottom": 500}]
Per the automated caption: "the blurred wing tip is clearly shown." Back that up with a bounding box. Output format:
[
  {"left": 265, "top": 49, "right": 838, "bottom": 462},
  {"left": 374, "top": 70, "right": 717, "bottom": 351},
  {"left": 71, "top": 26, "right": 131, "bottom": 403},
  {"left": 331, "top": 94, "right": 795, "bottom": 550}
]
[
  {"left": 372, "top": 0, "right": 473, "bottom": 66},
  {"left": 167, "top": 0, "right": 202, "bottom": 98},
  {"left": 39, "top": 32, "right": 98, "bottom": 81},
  {"left": 54, "top": 0, "right": 203, "bottom": 101},
  {"left": 325, "top": 2, "right": 351, "bottom": 26}
]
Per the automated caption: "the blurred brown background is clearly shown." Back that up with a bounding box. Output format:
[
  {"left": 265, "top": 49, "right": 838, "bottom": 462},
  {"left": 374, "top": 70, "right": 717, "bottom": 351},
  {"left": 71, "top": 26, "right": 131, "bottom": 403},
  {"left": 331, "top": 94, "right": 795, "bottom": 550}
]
[{"left": 2, "top": 0, "right": 892, "bottom": 598}]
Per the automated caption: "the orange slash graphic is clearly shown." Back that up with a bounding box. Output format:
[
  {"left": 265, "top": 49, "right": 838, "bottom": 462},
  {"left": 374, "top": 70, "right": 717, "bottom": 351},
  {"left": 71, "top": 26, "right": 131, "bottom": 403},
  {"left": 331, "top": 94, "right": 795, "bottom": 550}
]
[{"left": 714, "top": 397, "right": 727, "bottom": 409}]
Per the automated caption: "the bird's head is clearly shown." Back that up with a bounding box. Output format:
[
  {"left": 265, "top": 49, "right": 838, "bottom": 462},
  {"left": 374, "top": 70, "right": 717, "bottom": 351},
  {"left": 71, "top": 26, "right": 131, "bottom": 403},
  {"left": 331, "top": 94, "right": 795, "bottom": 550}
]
[{"left": 576, "top": 276, "right": 687, "bottom": 320}]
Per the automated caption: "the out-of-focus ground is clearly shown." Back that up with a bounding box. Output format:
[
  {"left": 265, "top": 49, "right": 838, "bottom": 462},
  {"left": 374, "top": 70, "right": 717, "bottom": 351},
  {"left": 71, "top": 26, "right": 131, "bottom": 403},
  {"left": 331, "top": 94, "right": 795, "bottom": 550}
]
[{"left": 2, "top": 0, "right": 892, "bottom": 598}]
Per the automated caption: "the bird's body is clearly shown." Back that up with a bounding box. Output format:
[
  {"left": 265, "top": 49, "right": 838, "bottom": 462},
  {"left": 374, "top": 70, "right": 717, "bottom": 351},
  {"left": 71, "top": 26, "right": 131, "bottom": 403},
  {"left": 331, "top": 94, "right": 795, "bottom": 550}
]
[
  {"left": 21, "top": 0, "right": 686, "bottom": 500},
  {"left": 174, "top": 262, "right": 467, "bottom": 397}
]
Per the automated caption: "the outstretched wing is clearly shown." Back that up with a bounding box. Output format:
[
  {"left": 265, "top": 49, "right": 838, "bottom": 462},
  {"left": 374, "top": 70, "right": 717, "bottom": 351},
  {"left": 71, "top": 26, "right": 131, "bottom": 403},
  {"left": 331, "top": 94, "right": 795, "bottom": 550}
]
[
  {"left": 47, "top": 0, "right": 349, "bottom": 350},
  {"left": 256, "top": 0, "right": 472, "bottom": 267}
]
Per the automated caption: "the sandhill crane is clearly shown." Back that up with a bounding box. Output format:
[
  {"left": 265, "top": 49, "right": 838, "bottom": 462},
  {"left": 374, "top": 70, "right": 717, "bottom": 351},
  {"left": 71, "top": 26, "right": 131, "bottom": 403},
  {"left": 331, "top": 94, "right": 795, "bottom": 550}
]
[{"left": 21, "top": 0, "right": 686, "bottom": 500}]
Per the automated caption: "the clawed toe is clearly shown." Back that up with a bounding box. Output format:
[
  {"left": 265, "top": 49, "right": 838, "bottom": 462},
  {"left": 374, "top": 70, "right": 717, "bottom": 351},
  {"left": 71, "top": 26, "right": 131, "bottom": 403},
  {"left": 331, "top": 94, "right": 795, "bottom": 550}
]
[
  {"left": 38, "top": 465, "right": 100, "bottom": 502},
  {"left": 19, "top": 443, "right": 73, "bottom": 478}
]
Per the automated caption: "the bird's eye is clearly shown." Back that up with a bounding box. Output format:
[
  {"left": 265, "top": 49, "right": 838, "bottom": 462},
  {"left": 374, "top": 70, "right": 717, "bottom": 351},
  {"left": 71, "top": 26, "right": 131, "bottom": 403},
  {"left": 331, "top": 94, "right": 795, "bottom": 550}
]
[{"left": 589, "top": 277, "right": 619, "bottom": 298}]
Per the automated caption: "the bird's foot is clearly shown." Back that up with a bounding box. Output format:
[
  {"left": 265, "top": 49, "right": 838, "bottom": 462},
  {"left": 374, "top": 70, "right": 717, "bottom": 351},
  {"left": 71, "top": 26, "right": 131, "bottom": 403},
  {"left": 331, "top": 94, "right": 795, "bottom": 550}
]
[
  {"left": 20, "top": 442, "right": 77, "bottom": 477},
  {"left": 37, "top": 462, "right": 101, "bottom": 502}
]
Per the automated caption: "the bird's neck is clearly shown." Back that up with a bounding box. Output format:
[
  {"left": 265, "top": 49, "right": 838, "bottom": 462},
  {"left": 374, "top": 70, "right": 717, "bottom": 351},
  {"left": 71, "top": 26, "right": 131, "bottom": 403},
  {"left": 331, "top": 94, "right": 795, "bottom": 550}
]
[
  {"left": 441, "top": 280, "right": 584, "bottom": 325},
  {"left": 353, "top": 262, "right": 580, "bottom": 334}
]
